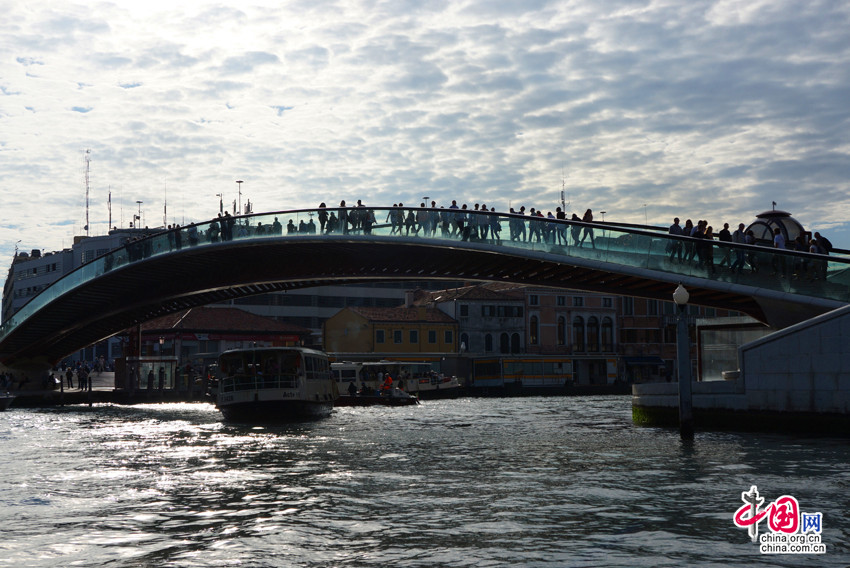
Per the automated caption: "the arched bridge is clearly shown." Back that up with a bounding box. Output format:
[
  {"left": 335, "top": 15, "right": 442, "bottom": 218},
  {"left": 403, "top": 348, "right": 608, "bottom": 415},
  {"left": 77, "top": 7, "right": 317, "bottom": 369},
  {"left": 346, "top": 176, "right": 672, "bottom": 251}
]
[{"left": 2, "top": 206, "right": 848, "bottom": 368}]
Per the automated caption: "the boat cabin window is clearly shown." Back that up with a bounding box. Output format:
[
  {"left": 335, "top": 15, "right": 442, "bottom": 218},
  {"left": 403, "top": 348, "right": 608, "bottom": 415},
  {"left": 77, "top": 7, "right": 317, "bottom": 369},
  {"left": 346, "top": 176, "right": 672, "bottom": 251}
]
[{"left": 220, "top": 350, "right": 305, "bottom": 378}]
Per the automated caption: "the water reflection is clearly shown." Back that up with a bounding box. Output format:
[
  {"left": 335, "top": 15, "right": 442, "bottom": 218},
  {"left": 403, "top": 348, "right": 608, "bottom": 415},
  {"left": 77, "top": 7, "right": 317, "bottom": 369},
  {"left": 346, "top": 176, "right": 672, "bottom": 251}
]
[{"left": 1, "top": 398, "right": 847, "bottom": 567}]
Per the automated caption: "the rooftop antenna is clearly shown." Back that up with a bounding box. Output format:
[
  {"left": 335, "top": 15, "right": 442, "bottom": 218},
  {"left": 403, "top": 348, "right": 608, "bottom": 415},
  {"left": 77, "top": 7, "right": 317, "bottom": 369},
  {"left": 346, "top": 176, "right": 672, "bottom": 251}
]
[
  {"left": 560, "top": 168, "right": 570, "bottom": 210},
  {"left": 108, "top": 186, "right": 112, "bottom": 230},
  {"left": 772, "top": 201, "right": 777, "bottom": 210},
  {"left": 163, "top": 179, "right": 167, "bottom": 227},
  {"left": 84, "top": 149, "right": 91, "bottom": 236},
  {"left": 236, "top": 180, "right": 243, "bottom": 214}
]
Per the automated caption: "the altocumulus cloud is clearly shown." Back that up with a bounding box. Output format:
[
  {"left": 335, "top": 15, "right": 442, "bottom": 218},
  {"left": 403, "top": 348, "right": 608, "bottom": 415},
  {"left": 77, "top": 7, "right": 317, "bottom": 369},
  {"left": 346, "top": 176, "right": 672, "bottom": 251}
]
[{"left": 0, "top": 0, "right": 849, "bottom": 283}]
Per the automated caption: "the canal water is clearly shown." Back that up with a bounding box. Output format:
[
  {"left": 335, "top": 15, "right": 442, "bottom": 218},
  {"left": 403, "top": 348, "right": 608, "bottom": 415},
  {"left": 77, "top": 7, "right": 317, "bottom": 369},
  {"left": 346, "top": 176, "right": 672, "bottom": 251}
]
[{"left": 1, "top": 396, "right": 847, "bottom": 567}]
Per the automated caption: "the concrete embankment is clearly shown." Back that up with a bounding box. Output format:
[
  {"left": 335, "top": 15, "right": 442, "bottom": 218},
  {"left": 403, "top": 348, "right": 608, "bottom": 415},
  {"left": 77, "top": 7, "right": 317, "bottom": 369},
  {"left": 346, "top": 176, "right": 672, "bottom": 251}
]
[
  {"left": 633, "top": 304, "right": 850, "bottom": 435},
  {"left": 4, "top": 371, "right": 211, "bottom": 408}
]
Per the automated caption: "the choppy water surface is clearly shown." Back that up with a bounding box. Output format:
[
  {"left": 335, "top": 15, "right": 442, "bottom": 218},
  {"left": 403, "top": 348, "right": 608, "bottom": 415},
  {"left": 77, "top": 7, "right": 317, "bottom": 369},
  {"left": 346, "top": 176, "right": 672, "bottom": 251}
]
[{"left": 1, "top": 396, "right": 848, "bottom": 567}]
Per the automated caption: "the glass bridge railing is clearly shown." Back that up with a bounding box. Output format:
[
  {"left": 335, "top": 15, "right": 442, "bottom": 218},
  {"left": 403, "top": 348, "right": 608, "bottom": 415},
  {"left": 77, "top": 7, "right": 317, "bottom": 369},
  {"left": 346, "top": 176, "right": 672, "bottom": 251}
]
[{"left": 3, "top": 207, "right": 849, "bottom": 343}]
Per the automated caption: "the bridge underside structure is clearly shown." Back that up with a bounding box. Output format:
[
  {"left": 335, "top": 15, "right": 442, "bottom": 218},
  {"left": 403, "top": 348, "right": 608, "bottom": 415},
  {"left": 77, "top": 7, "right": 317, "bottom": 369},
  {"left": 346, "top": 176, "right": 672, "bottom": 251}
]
[{"left": 1, "top": 207, "right": 848, "bottom": 370}]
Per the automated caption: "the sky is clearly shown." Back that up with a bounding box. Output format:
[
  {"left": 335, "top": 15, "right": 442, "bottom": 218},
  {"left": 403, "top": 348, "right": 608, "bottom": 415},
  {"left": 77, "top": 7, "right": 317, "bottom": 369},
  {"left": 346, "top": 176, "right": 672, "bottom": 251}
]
[{"left": 2, "top": 0, "right": 850, "bottom": 286}]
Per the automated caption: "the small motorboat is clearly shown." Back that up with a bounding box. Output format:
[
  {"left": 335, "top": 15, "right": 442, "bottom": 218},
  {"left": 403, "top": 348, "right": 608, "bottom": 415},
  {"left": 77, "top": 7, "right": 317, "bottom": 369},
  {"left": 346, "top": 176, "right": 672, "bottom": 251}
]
[{"left": 334, "top": 387, "right": 419, "bottom": 407}]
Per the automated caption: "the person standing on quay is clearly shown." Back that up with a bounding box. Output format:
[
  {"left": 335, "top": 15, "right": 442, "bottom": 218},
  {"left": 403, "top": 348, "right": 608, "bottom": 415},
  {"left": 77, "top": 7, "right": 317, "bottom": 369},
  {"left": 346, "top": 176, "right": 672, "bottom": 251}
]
[{"left": 65, "top": 367, "right": 74, "bottom": 389}]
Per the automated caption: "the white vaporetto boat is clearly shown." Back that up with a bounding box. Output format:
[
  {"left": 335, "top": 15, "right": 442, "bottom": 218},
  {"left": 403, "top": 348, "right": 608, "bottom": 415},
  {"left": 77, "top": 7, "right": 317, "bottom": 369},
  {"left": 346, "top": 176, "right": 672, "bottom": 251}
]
[{"left": 216, "top": 347, "right": 338, "bottom": 422}]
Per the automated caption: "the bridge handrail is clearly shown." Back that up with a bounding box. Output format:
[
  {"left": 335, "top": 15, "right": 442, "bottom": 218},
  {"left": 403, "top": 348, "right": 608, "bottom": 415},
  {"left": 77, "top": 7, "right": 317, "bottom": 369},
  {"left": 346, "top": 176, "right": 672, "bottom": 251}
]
[{"left": 2, "top": 206, "right": 849, "bottom": 343}]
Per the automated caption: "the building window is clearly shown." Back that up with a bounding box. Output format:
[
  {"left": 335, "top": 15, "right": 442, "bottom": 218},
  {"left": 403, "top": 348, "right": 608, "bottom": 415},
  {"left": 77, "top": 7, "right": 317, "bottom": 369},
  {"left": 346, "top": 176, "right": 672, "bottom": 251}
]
[
  {"left": 428, "top": 330, "right": 437, "bottom": 344},
  {"left": 601, "top": 317, "right": 614, "bottom": 351},
  {"left": 393, "top": 330, "right": 403, "bottom": 344},
  {"left": 484, "top": 334, "right": 493, "bottom": 352},
  {"left": 603, "top": 297, "right": 612, "bottom": 308},
  {"left": 622, "top": 297, "right": 634, "bottom": 315},
  {"left": 647, "top": 299, "right": 658, "bottom": 315},
  {"left": 500, "top": 333, "right": 510, "bottom": 354},
  {"left": 460, "top": 333, "right": 469, "bottom": 352},
  {"left": 557, "top": 316, "right": 566, "bottom": 346},
  {"left": 573, "top": 296, "right": 584, "bottom": 307},
  {"left": 497, "top": 306, "right": 523, "bottom": 318},
  {"left": 459, "top": 304, "right": 469, "bottom": 317},
  {"left": 530, "top": 294, "right": 539, "bottom": 306},
  {"left": 376, "top": 330, "right": 385, "bottom": 344},
  {"left": 587, "top": 316, "right": 600, "bottom": 352},
  {"left": 482, "top": 305, "right": 496, "bottom": 316},
  {"left": 409, "top": 330, "right": 419, "bottom": 344},
  {"left": 445, "top": 330, "right": 453, "bottom": 344},
  {"left": 557, "top": 296, "right": 566, "bottom": 306},
  {"left": 572, "top": 316, "right": 585, "bottom": 351},
  {"left": 529, "top": 315, "right": 539, "bottom": 345},
  {"left": 510, "top": 333, "right": 521, "bottom": 353}
]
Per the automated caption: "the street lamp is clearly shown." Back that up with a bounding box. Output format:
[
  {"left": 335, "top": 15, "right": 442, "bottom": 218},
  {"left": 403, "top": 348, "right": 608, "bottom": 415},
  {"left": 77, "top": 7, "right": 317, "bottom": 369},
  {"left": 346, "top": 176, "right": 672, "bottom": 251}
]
[
  {"left": 673, "top": 284, "right": 693, "bottom": 440},
  {"left": 236, "top": 180, "right": 243, "bottom": 214},
  {"left": 159, "top": 336, "right": 165, "bottom": 355}
]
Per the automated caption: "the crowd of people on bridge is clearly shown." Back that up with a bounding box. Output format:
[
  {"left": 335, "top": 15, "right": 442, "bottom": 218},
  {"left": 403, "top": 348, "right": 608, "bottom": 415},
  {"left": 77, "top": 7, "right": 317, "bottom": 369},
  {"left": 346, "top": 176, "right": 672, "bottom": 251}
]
[
  {"left": 667, "top": 217, "right": 834, "bottom": 280},
  {"left": 307, "top": 200, "right": 600, "bottom": 247},
  {"left": 108, "top": 201, "right": 839, "bottom": 288}
]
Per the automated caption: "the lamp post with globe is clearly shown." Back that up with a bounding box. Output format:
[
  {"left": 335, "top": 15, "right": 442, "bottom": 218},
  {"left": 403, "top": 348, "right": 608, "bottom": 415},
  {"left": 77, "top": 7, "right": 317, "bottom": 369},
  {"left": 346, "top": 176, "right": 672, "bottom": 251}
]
[{"left": 673, "top": 284, "right": 694, "bottom": 440}]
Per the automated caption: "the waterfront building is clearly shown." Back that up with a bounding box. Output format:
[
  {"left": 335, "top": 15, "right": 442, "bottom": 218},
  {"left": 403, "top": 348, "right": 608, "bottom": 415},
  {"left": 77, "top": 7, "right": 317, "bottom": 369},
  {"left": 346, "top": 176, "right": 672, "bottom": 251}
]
[
  {"left": 322, "top": 305, "right": 458, "bottom": 355},
  {"left": 405, "top": 285, "right": 526, "bottom": 354},
  {"left": 400, "top": 282, "right": 744, "bottom": 388},
  {"left": 218, "top": 281, "right": 461, "bottom": 344},
  {"left": 2, "top": 247, "right": 73, "bottom": 322},
  {"left": 116, "top": 306, "right": 310, "bottom": 391},
  {"left": 2, "top": 228, "right": 159, "bottom": 324}
]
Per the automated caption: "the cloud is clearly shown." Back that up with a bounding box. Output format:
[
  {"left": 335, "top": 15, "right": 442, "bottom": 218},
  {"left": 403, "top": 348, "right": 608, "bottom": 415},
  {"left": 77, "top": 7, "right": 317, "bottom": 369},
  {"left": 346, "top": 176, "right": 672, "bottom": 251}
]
[
  {"left": 219, "top": 51, "right": 280, "bottom": 75},
  {"left": 1, "top": 0, "right": 850, "bottom": 298}
]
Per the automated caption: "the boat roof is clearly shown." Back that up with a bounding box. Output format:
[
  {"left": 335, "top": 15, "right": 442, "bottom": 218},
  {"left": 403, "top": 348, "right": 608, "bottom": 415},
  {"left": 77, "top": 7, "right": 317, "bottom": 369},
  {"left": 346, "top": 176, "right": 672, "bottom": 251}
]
[{"left": 220, "top": 346, "right": 327, "bottom": 357}]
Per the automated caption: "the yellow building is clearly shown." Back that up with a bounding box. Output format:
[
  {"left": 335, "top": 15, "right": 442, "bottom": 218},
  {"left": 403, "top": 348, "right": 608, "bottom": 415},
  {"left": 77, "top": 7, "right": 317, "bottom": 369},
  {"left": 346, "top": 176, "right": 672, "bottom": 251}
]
[{"left": 323, "top": 306, "right": 458, "bottom": 354}]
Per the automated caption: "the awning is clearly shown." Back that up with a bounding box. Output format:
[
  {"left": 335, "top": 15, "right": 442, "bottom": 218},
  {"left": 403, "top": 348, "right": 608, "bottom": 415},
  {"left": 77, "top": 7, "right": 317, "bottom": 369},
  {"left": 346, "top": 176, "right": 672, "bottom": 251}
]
[{"left": 623, "top": 356, "right": 664, "bottom": 366}]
